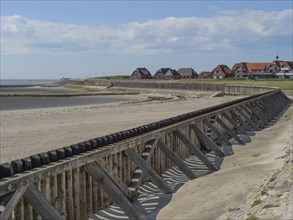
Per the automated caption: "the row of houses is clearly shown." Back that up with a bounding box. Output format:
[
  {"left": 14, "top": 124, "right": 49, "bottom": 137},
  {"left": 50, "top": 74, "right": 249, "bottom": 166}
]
[{"left": 131, "top": 60, "right": 293, "bottom": 79}]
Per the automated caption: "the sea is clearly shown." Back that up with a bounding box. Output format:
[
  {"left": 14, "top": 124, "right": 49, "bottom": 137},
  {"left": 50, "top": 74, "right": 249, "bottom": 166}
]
[
  {"left": 0, "top": 79, "right": 57, "bottom": 86},
  {"left": 0, "top": 79, "right": 128, "bottom": 110}
]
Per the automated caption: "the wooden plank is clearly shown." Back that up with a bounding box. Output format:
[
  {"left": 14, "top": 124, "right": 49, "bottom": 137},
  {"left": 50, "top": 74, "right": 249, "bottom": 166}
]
[
  {"left": 190, "top": 125, "right": 225, "bottom": 157},
  {"left": 174, "top": 130, "right": 218, "bottom": 171},
  {"left": 85, "top": 172, "right": 93, "bottom": 217},
  {"left": 85, "top": 162, "right": 146, "bottom": 220},
  {"left": 242, "top": 105, "right": 263, "bottom": 127},
  {"left": 248, "top": 103, "right": 268, "bottom": 124},
  {"left": 229, "top": 110, "right": 252, "bottom": 131},
  {"left": 125, "top": 148, "right": 172, "bottom": 194},
  {"left": 203, "top": 119, "right": 231, "bottom": 145},
  {"left": 57, "top": 173, "right": 66, "bottom": 218},
  {"left": 65, "top": 170, "right": 74, "bottom": 220},
  {"left": 0, "top": 182, "right": 28, "bottom": 220},
  {"left": 72, "top": 168, "right": 80, "bottom": 220},
  {"left": 216, "top": 117, "right": 245, "bottom": 145},
  {"left": 97, "top": 158, "right": 132, "bottom": 199},
  {"left": 23, "top": 197, "right": 33, "bottom": 220},
  {"left": 237, "top": 108, "right": 259, "bottom": 130},
  {"left": 23, "top": 185, "right": 63, "bottom": 220},
  {"left": 129, "top": 138, "right": 159, "bottom": 193},
  {"left": 79, "top": 168, "right": 86, "bottom": 220},
  {"left": 157, "top": 139, "right": 197, "bottom": 179},
  {"left": 222, "top": 112, "right": 247, "bottom": 134}
]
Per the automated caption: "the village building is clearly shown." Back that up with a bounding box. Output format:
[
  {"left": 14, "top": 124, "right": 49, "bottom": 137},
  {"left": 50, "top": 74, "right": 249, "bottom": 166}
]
[
  {"left": 211, "top": 64, "right": 232, "bottom": 79},
  {"left": 131, "top": 67, "right": 152, "bottom": 79},
  {"left": 275, "top": 61, "right": 293, "bottom": 79},
  {"left": 154, "top": 68, "right": 181, "bottom": 79},
  {"left": 177, "top": 68, "right": 198, "bottom": 79},
  {"left": 232, "top": 60, "right": 293, "bottom": 78},
  {"left": 198, "top": 71, "right": 212, "bottom": 79}
]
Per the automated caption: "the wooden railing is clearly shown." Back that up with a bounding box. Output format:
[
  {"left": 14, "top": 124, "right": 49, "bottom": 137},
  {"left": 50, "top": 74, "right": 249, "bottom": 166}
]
[{"left": 0, "top": 89, "right": 291, "bottom": 220}]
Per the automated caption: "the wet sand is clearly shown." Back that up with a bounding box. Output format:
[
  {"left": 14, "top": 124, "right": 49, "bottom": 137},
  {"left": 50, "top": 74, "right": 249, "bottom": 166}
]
[{"left": 0, "top": 87, "right": 239, "bottom": 162}]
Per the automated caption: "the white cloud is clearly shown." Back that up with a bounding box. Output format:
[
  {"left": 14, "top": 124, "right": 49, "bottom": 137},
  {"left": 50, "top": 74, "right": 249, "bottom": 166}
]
[{"left": 1, "top": 9, "right": 292, "bottom": 55}]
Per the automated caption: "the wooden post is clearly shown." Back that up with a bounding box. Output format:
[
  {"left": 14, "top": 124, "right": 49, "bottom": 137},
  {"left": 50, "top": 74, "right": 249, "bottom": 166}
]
[
  {"left": 216, "top": 117, "right": 245, "bottom": 145},
  {"left": 229, "top": 110, "right": 252, "bottom": 131},
  {"left": 242, "top": 105, "right": 264, "bottom": 127},
  {"left": 222, "top": 112, "right": 247, "bottom": 134},
  {"left": 23, "top": 185, "right": 63, "bottom": 220},
  {"left": 129, "top": 139, "right": 159, "bottom": 193},
  {"left": 125, "top": 148, "right": 172, "bottom": 194},
  {"left": 65, "top": 170, "right": 74, "bottom": 220},
  {"left": 157, "top": 139, "right": 197, "bottom": 179},
  {"left": 237, "top": 108, "right": 259, "bottom": 130},
  {"left": 97, "top": 158, "right": 132, "bottom": 199},
  {"left": 85, "top": 162, "right": 147, "bottom": 220},
  {"left": 190, "top": 125, "right": 225, "bottom": 157},
  {"left": 72, "top": 168, "right": 80, "bottom": 220},
  {"left": 203, "top": 119, "right": 231, "bottom": 145},
  {"left": 0, "top": 182, "right": 28, "bottom": 220},
  {"left": 174, "top": 130, "right": 218, "bottom": 171}
]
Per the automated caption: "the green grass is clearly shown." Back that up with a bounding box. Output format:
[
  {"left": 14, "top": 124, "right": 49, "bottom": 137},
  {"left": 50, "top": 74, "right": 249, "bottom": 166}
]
[
  {"left": 246, "top": 215, "right": 258, "bottom": 220},
  {"left": 251, "top": 153, "right": 261, "bottom": 157},
  {"left": 251, "top": 199, "right": 262, "bottom": 207},
  {"left": 92, "top": 75, "right": 131, "bottom": 80},
  {"left": 180, "top": 78, "right": 293, "bottom": 90}
]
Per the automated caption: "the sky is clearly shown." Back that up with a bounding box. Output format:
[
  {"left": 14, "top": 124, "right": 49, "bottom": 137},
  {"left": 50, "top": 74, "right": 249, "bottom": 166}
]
[{"left": 1, "top": 0, "right": 292, "bottom": 79}]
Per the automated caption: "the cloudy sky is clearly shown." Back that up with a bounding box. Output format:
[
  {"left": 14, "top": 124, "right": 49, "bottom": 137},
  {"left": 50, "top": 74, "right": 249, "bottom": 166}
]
[{"left": 1, "top": 1, "right": 292, "bottom": 79}]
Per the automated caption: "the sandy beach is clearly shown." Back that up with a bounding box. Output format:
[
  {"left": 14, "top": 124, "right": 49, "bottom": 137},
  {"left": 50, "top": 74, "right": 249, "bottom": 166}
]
[
  {"left": 1, "top": 86, "right": 292, "bottom": 220},
  {"left": 157, "top": 104, "right": 292, "bottom": 220},
  {"left": 0, "top": 87, "right": 239, "bottom": 163}
]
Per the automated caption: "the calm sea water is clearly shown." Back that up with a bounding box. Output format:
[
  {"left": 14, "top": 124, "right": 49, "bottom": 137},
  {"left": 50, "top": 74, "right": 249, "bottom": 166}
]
[
  {"left": 0, "top": 79, "right": 128, "bottom": 110},
  {"left": 0, "top": 96, "right": 128, "bottom": 111},
  {"left": 0, "top": 79, "right": 57, "bottom": 86}
]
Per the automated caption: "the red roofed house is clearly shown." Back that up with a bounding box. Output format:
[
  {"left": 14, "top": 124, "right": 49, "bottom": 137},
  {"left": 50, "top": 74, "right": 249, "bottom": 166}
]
[
  {"left": 276, "top": 61, "right": 293, "bottom": 79},
  {"left": 198, "top": 71, "right": 212, "bottom": 79},
  {"left": 211, "top": 64, "right": 232, "bottom": 79},
  {"left": 232, "top": 61, "right": 293, "bottom": 78},
  {"left": 131, "top": 67, "right": 152, "bottom": 79}
]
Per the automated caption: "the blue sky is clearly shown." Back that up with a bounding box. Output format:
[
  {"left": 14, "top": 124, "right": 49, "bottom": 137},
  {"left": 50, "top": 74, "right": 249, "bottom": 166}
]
[{"left": 1, "top": 0, "right": 292, "bottom": 79}]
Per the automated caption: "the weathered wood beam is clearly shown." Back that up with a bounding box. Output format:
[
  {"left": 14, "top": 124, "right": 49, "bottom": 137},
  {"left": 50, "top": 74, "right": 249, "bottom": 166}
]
[
  {"left": 97, "top": 158, "right": 132, "bottom": 199},
  {"left": 222, "top": 112, "right": 247, "bottom": 134},
  {"left": 237, "top": 107, "right": 259, "bottom": 130},
  {"left": 129, "top": 138, "right": 159, "bottom": 193},
  {"left": 125, "top": 148, "right": 172, "bottom": 194},
  {"left": 229, "top": 110, "right": 252, "bottom": 131},
  {"left": 0, "top": 182, "right": 29, "bottom": 220},
  {"left": 242, "top": 105, "right": 264, "bottom": 127},
  {"left": 23, "top": 184, "right": 63, "bottom": 220},
  {"left": 174, "top": 130, "right": 218, "bottom": 171},
  {"left": 216, "top": 117, "right": 245, "bottom": 145},
  {"left": 203, "top": 119, "right": 231, "bottom": 145},
  {"left": 190, "top": 125, "right": 225, "bottom": 157},
  {"left": 85, "top": 162, "right": 146, "bottom": 220},
  {"left": 247, "top": 103, "right": 268, "bottom": 125},
  {"left": 157, "top": 139, "right": 197, "bottom": 179}
]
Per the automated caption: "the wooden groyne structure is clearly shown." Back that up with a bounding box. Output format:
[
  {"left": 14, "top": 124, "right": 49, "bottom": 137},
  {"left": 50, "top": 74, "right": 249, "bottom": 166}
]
[{"left": 0, "top": 87, "right": 291, "bottom": 220}]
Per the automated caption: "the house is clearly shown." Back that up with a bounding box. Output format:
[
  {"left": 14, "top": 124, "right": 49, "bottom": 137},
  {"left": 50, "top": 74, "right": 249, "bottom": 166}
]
[
  {"left": 177, "top": 68, "right": 198, "bottom": 79},
  {"left": 232, "top": 62, "right": 279, "bottom": 78},
  {"left": 232, "top": 62, "right": 249, "bottom": 77},
  {"left": 131, "top": 67, "right": 152, "bottom": 79},
  {"left": 211, "top": 64, "right": 232, "bottom": 79},
  {"left": 154, "top": 68, "right": 181, "bottom": 79},
  {"left": 276, "top": 61, "right": 293, "bottom": 79},
  {"left": 198, "top": 71, "right": 212, "bottom": 78}
]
